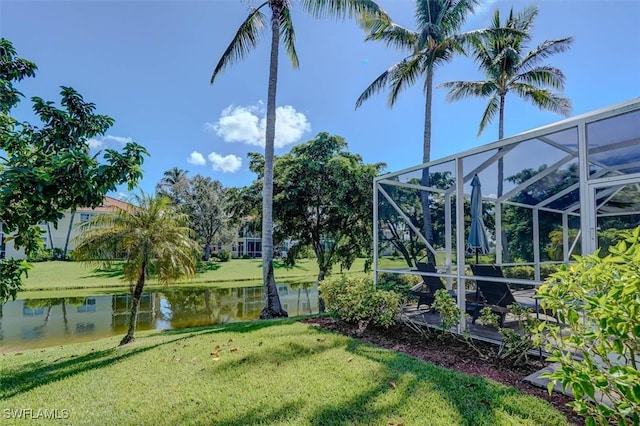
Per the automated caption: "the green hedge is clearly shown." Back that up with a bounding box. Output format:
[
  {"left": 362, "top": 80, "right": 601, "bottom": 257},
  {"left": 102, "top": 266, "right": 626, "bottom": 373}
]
[{"left": 320, "top": 275, "right": 401, "bottom": 329}]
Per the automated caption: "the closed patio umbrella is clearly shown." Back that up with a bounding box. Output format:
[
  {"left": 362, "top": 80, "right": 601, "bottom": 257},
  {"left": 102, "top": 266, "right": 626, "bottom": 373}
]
[
  {"left": 468, "top": 174, "right": 490, "bottom": 303},
  {"left": 468, "top": 174, "right": 490, "bottom": 264}
]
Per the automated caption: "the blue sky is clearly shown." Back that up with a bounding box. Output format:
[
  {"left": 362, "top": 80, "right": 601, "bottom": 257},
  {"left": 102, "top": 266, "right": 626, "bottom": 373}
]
[{"left": 2, "top": 0, "right": 639, "bottom": 195}]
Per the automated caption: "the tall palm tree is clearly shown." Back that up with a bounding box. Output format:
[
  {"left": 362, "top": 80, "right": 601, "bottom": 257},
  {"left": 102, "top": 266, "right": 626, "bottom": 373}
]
[
  {"left": 356, "top": 0, "right": 480, "bottom": 264},
  {"left": 438, "top": 6, "right": 572, "bottom": 261},
  {"left": 73, "top": 193, "right": 201, "bottom": 345},
  {"left": 156, "top": 167, "right": 189, "bottom": 205},
  {"left": 211, "top": 0, "right": 385, "bottom": 318},
  {"left": 439, "top": 5, "right": 573, "bottom": 196}
]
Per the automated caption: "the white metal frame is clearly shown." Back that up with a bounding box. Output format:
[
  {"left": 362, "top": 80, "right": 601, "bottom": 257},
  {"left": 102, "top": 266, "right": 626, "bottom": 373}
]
[{"left": 373, "top": 98, "right": 640, "bottom": 331}]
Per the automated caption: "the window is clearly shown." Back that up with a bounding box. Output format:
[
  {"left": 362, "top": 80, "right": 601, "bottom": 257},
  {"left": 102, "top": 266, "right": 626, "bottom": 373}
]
[
  {"left": 77, "top": 297, "right": 97, "bottom": 313},
  {"left": 23, "top": 306, "right": 45, "bottom": 316}
]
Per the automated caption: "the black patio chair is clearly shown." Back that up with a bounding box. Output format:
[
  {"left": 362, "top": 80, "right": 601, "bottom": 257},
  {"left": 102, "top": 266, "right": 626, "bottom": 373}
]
[
  {"left": 411, "top": 263, "right": 479, "bottom": 310},
  {"left": 470, "top": 264, "right": 555, "bottom": 326}
]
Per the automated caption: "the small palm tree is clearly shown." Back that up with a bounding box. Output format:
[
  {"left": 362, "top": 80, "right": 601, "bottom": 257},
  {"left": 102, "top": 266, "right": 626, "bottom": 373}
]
[
  {"left": 73, "top": 193, "right": 201, "bottom": 345},
  {"left": 156, "top": 167, "right": 189, "bottom": 205},
  {"left": 356, "top": 0, "right": 480, "bottom": 264},
  {"left": 439, "top": 5, "right": 573, "bottom": 196},
  {"left": 211, "top": 0, "right": 385, "bottom": 318}
]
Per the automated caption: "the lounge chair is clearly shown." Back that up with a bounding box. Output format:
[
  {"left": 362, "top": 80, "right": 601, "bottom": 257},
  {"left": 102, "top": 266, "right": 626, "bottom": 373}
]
[
  {"left": 411, "top": 263, "right": 479, "bottom": 309},
  {"left": 470, "top": 264, "right": 554, "bottom": 326}
]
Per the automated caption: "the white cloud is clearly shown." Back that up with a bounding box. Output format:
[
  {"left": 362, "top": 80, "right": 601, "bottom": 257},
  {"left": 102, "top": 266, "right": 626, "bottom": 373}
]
[
  {"left": 187, "top": 151, "right": 206, "bottom": 166},
  {"left": 87, "top": 134, "right": 133, "bottom": 150},
  {"left": 87, "top": 138, "right": 104, "bottom": 149},
  {"left": 208, "top": 152, "right": 242, "bottom": 173},
  {"left": 206, "top": 102, "right": 311, "bottom": 149}
]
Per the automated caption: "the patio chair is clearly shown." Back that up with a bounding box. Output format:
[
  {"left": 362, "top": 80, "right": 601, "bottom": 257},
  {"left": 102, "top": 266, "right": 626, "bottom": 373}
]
[
  {"left": 411, "top": 262, "right": 479, "bottom": 310},
  {"left": 470, "top": 264, "right": 554, "bottom": 326}
]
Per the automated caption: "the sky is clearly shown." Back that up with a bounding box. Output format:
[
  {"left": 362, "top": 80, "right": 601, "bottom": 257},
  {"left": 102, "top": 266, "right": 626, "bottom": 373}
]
[{"left": 1, "top": 0, "right": 639, "bottom": 197}]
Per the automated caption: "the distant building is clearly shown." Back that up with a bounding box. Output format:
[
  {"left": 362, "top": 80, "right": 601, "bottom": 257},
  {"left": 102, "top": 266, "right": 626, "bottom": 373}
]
[{"left": 1, "top": 196, "right": 131, "bottom": 260}]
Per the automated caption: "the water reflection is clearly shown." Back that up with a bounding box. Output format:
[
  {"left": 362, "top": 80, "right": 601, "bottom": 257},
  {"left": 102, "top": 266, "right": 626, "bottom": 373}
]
[{"left": 0, "top": 283, "right": 318, "bottom": 353}]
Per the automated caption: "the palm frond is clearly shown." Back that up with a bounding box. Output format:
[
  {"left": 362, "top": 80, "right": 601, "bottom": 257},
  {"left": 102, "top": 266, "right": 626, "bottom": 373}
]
[
  {"left": 280, "top": 5, "right": 299, "bottom": 69},
  {"left": 511, "top": 84, "right": 572, "bottom": 116},
  {"left": 441, "top": 0, "right": 478, "bottom": 34},
  {"left": 301, "top": 0, "right": 387, "bottom": 20},
  {"left": 211, "top": 2, "right": 268, "bottom": 84},
  {"left": 388, "top": 54, "right": 424, "bottom": 106},
  {"left": 355, "top": 57, "right": 408, "bottom": 109},
  {"left": 478, "top": 95, "right": 500, "bottom": 136},
  {"left": 364, "top": 19, "right": 418, "bottom": 51},
  {"left": 515, "top": 66, "right": 566, "bottom": 90},
  {"left": 513, "top": 5, "right": 538, "bottom": 33},
  {"left": 438, "top": 80, "right": 495, "bottom": 102},
  {"left": 518, "top": 37, "right": 574, "bottom": 72}
]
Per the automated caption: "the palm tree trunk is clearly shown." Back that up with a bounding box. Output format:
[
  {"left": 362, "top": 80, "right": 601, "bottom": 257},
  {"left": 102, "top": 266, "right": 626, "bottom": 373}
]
[
  {"left": 497, "top": 94, "right": 511, "bottom": 262},
  {"left": 260, "top": 1, "right": 287, "bottom": 319},
  {"left": 63, "top": 210, "right": 76, "bottom": 260},
  {"left": 120, "top": 262, "right": 146, "bottom": 345},
  {"left": 61, "top": 299, "right": 69, "bottom": 334},
  {"left": 421, "top": 66, "right": 436, "bottom": 265},
  {"left": 46, "top": 223, "right": 54, "bottom": 252}
]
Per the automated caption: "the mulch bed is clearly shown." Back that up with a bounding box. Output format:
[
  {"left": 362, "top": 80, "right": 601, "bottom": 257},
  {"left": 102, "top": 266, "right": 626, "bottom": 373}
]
[{"left": 300, "top": 316, "right": 584, "bottom": 426}]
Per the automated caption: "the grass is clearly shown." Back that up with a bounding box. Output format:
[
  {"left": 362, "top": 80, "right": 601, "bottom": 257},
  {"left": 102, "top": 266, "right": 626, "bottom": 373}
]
[
  {"left": 19, "top": 257, "right": 408, "bottom": 298},
  {"left": 1, "top": 320, "right": 569, "bottom": 425}
]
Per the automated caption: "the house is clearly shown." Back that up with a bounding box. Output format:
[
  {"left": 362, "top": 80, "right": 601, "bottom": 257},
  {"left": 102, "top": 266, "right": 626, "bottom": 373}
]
[{"left": 1, "top": 196, "right": 131, "bottom": 260}]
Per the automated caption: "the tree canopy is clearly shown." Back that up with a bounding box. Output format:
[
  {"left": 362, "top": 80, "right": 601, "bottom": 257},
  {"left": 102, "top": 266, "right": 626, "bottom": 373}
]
[
  {"left": 273, "top": 132, "right": 385, "bottom": 282},
  {"left": 0, "top": 38, "right": 148, "bottom": 302}
]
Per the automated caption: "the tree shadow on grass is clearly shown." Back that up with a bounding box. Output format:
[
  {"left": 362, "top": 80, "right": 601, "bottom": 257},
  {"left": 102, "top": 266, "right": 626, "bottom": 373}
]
[
  {"left": 82, "top": 263, "right": 125, "bottom": 279},
  {"left": 304, "top": 339, "right": 568, "bottom": 426},
  {"left": 0, "top": 330, "right": 222, "bottom": 400},
  {"left": 158, "top": 318, "right": 295, "bottom": 337},
  {"left": 185, "top": 400, "right": 306, "bottom": 426}
]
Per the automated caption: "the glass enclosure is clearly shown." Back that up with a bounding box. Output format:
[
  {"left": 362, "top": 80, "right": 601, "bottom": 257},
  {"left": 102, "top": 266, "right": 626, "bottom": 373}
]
[{"left": 373, "top": 99, "right": 640, "bottom": 330}]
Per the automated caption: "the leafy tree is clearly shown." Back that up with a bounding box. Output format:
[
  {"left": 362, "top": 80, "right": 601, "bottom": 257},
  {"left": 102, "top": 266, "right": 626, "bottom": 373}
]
[
  {"left": 356, "top": 0, "right": 481, "bottom": 264},
  {"left": 273, "top": 133, "right": 384, "bottom": 309},
  {"left": 503, "top": 164, "right": 579, "bottom": 261},
  {"left": 210, "top": 0, "right": 385, "bottom": 319},
  {"left": 378, "top": 171, "right": 495, "bottom": 267},
  {"left": 0, "top": 38, "right": 148, "bottom": 302},
  {"left": 183, "top": 175, "right": 234, "bottom": 261},
  {"left": 73, "top": 193, "right": 201, "bottom": 345},
  {"left": 155, "top": 167, "right": 189, "bottom": 205},
  {"left": 536, "top": 227, "right": 640, "bottom": 425},
  {"left": 439, "top": 6, "right": 572, "bottom": 258}
]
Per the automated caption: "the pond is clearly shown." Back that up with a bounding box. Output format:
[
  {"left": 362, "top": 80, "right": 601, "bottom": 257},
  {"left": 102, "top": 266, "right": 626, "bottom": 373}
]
[{"left": 0, "top": 283, "right": 318, "bottom": 353}]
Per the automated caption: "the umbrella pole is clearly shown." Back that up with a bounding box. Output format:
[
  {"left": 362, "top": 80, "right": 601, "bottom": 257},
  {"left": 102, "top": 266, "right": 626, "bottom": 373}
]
[{"left": 475, "top": 248, "right": 481, "bottom": 302}]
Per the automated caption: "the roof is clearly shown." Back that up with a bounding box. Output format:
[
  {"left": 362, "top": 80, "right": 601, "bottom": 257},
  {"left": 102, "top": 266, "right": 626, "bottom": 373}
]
[{"left": 77, "top": 196, "right": 133, "bottom": 213}]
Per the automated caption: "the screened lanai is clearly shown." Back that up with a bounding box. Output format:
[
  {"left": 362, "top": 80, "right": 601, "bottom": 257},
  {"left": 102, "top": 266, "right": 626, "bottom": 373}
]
[{"left": 373, "top": 98, "right": 640, "bottom": 331}]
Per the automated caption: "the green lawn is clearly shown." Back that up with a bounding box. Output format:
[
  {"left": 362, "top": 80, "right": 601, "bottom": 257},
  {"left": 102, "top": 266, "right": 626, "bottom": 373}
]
[
  {"left": 20, "top": 257, "right": 409, "bottom": 297},
  {"left": 1, "top": 320, "right": 569, "bottom": 425}
]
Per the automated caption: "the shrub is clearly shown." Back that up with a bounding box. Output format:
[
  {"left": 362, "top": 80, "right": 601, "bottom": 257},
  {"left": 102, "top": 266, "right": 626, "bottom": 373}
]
[
  {"left": 26, "top": 247, "right": 53, "bottom": 262},
  {"left": 320, "top": 275, "right": 401, "bottom": 330},
  {"left": 431, "top": 288, "right": 461, "bottom": 335},
  {"left": 377, "top": 272, "right": 420, "bottom": 301},
  {"left": 52, "top": 248, "right": 65, "bottom": 260},
  {"left": 536, "top": 226, "right": 640, "bottom": 426},
  {"left": 216, "top": 250, "right": 231, "bottom": 262},
  {"left": 479, "top": 304, "right": 543, "bottom": 366},
  {"left": 503, "top": 265, "right": 534, "bottom": 280}
]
